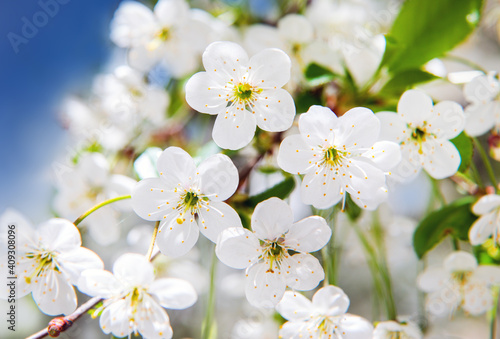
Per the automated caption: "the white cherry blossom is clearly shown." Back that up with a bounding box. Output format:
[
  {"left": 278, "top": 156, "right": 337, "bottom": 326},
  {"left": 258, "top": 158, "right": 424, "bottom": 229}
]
[
  {"left": 185, "top": 41, "right": 295, "bottom": 150},
  {"left": 216, "top": 198, "right": 331, "bottom": 308},
  {"left": 132, "top": 146, "right": 242, "bottom": 257},
  {"left": 275, "top": 285, "right": 373, "bottom": 339},
  {"left": 0, "top": 209, "right": 103, "bottom": 316},
  {"left": 463, "top": 72, "right": 500, "bottom": 137},
  {"left": 110, "top": 0, "right": 211, "bottom": 77},
  {"left": 373, "top": 320, "right": 422, "bottom": 339},
  {"left": 417, "top": 251, "right": 500, "bottom": 317},
  {"left": 78, "top": 253, "right": 197, "bottom": 339},
  {"left": 377, "top": 89, "right": 465, "bottom": 181},
  {"left": 469, "top": 194, "right": 500, "bottom": 245},
  {"left": 277, "top": 105, "right": 401, "bottom": 210}
]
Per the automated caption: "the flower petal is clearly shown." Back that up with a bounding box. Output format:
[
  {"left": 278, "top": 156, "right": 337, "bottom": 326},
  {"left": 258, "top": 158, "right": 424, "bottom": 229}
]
[
  {"left": 216, "top": 227, "right": 261, "bottom": 269},
  {"left": 245, "top": 263, "right": 286, "bottom": 308},
  {"left": 110, "top": 1, "right": 157, "bottom": 48},
  {"left": 417, "top": 267, "right": 449, "bottom": 293},
  {"left": 277, "top": 134, "right": 316, "bottom": 175},
  {"left": 251, "top": 197, "right": 293, "bottom": 240},
  {"left": 185, "top": 71, "right": 229, "bottom": 115},
  {"left": 77, "top": 269, "right": 121, "bottom": 298},
  {"left": 427, "top": 101, "right": 465, "bottom": 140},
  {"left": 278, "top": 321, "right": 306, "bottom": 339},
  {"left": 32, "top": 270, "right": 77, "bottom": 316},
  {"left": 136, "top": 294, "right": 173, "bottom": 339},
  {"left": 198, "top": 201, "right": 242, "bottom": 242},
  {"left": 473, "top": 194, "right": 500, "bottom": 215},
  {"left": 277, "top": 14, "right": 314, "bottom": 44},
  {"left": 397, "top": 90, "right": 433, "bottom": 126},
  {"left": 337, "top": 314, "right": 374, "bottom": 339},
  {"left": 113, "top": 253, "right": 155, "bottom": 286},
  {"left": 335, "top": 107, "right": 380, "bottom": 149},
  {"left": 276, "top": 290, "right": 314, "bottom": 321},
  {"left": 131, "top": 178, "right": 178, "bottom": 221},
  {"left": 376, "top": 111, "right": 407, "bottom": 143},
  {"left": 254, "top": 89, "right": 295, "bottom": 132},
  {"left": 212, "top": 106, "right": 256, "bottom": 150},
  {"left": 421, "top": 139, "right": 461, "bottom": 179},
  {"left": 57, "top": 247, "right": 104, "bottom": 285},
  {"left": 284, "top": 253, "right": 324, "bottom": 291},
  {"left": 78, "top": 152, "right": 110, "bottom": 187},
  {"left": 473, "top": 265, "right": 500, "bottom": 285},
  {"left": 149, "top": 277, "right": 197, "bottom": 309},
  {"left": 154, "top": 0, "right": 189, "bottom": 26},
  {"left": 248, "top": 48, "right": 291, "bottom": 89},
  {"left": 464, "top": 74, "right": 500, "bottom": 104},
  {"left": 469, "top": 213, "right": 496, "bottom": 245},
  {"left": 197, "top": 154, "right": 238, "bottom": 201},
  {"left": 38, "top": 218, "right": 81, "bottom": 253},
  {"left": 464, "top": 102, "right": 498, "bottom": 137},
  {"left": 156, "top": 217, "right": 200, "bottom": 257},
  {"left": 299, "top": 105, "right": 337, "bottom": 146},
  {"left": 157, "top": 147, "right": 197, "bottom": 186},
  {"left": 202, "top": 41, "right": 249, "bottom": 84},
  {"left": 283, "top": 216, "right": 331, "bottom": 253},
  {"left": 361, "top": 140, "right": 402, "bottom": 172},
  {"left": 444, "top": 251, "right": 478, "bottom": 273},
  {"left": 104, "top": 299, "right": 133, "bottom": 337},
  {"left": 301, "top": 167, "right": 342, "bottom": 209},
  {"left": 311, "top": 285, "right": 350, "bottom": 316}
]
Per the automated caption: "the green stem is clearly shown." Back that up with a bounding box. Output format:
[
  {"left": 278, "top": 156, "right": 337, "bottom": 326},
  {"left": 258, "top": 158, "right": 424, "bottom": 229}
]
[
  {"left": 202, "top": 245, "right": 218, "bottom": 339},
  {"left": 429, "top": 176, "right": 446, "bottom": 207},
  {"left": 490, "top": 287, "right": 499, "bottom": 339},
  {"left": 473, "top": 138, "right": 499, "bottom": 191},
  {"left": 470, "top": 161, "right": 485, "bottom": 190},
  {"left": 73, "top": 195, "right": 131, "bottom": 226},
  {"left": 452, "top": 237, "right": 460, "bottom": 251},
  {"left": 444, "top": 54, "right": 488, "bottom": 74},
  {"left": 146, "top": 221, "right": 160, "bottom": 261},
  {"left": 314, "top": 207, "right": 338, "bottom": 286}
]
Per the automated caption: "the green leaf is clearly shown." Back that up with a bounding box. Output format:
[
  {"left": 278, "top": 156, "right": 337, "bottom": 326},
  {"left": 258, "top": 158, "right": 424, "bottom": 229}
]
[
  {"left": 383, "top": 0, "right": 483, "bottom": 73},
  {"left": 413, "top": 196, "right": 478, "bottom": 259},
  {"left": 304, "top": 63, "right": 337, "bottom": 86},
  {"left": 344, "top": 194, "right": 362, "bottom": 222},
  {"left": 450, "top": 132, "right": 473, "bottom": 173},
  {"left": 294, "top": 90, "right": 322, "bottom": 114},
  {"left": 247, "top": 176, "right": 296, "bottom": 207},
  {"left": 380, "top": 69, "right": 439, "bottom": 96}
]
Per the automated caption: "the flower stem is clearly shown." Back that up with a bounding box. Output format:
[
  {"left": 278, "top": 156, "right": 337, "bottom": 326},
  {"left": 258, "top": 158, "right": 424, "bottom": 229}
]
[
  {"left": 473, "top": 138, "right": 499, "bottom": 192},
  {"left": 443, "top": 54, "right": 488, "bottom": 74},
  {"left": 146, "top": 221, "right": 160, "bottom": 261},
  {"left": 73, "top": 195, "right": 131, "bottom": 226},
  {"left": 314, "top": 207, "right": 338, "bottom": 286},
  {"left": 202, "top": 244, "right": 218, "bottom": 339},
  {"left": 429, "top": 176, "right": 446, "bottom": 207},
  {"left": 490, "top": 287, "right": 499, "bottom": 339},
  {"left": 470, "top": 161, "right": 485, "bottom": 190}
]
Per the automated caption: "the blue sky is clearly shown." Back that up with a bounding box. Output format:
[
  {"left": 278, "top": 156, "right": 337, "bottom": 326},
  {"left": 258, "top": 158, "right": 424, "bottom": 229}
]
[{"left": 0, "top": 0, "right": 121, "bottom": 218}]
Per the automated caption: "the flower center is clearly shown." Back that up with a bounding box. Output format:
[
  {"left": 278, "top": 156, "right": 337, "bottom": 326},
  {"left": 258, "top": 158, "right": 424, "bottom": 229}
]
[
  {"left": 409, "top": 126, "right": 430, "bottom": 155},
  {"left": 236, "top": 83, "right": 253, "bottom": 100},
  {"left": 387, "top": 331, "right": 407, "bottom": 339},
  {"left": 156, "top": 27, "right": 170, "bottom": 41},
  {"left": 25, "top": 250, "right": 57, "bottom": 284},
  {"left": 323, "top": 147, "right": 345, "bottom": 166},
  {"left": 260, "top": 238, "right": 287, "bottom": 273},
  {"left": 452, "top": 270, "right": 472, "bottom": 284},
  {"left": 176, "top": 190, "right": 204, "bottom": 224}
]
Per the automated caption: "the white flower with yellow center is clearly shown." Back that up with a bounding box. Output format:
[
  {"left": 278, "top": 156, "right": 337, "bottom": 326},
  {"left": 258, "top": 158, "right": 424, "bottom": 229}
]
[
  {"left": 469, "top": 194, "right": 500, "bottom": 245},
  {"left": 0, "top": 209, "right": 103, "bottom": 316},
  {"left": 185, "top": 41, "right": 296, "bottom": 150},
  {"left": 377, "top": 89, "right": 465, "bottom": 181},
  {"left": 417, "top": 251, "right": 500, "bottom": 317},
  {"left": 216, "top": 198, "right": 331, "bottom": 308},
  {"left": 373, "top": 320, "right": 422, "bottom": 339},
  {"left": 275, "top": 285, "right": 373, "bottom": 339},
  {"left": 78, "top": 253, "right": 197, "bottom": 339},
  {"left": 132, "top": 147, "right": 242, "bottom": 257},
  {"left": 277, "top": 105, "right": 401, "bottom": 210}
]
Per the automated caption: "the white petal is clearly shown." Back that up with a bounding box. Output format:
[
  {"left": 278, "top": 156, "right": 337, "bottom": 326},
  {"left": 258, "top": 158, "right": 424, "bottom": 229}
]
[
  {"left": 283, "top": 216, "right": 331, "bottom": 253},
  {"left": 276, "top": 290, "right": 314, "bottom": 321},
  {"left": 245, "top": 263, "right": 286, "bottom": 308},
  {"left": 212, "top": 106, "right": 256, "bottom": 150},
  {"left": 301, "top": 167, "right": 342, "bottom": 209},
  {"left": 216, "top": 227, "right": 261, "bottom": 269},
  {"left": 311, "top": 285, "right": 350, "bottom": 316},
  {"left": 106, "top": 174, "right": 136, "bottom": 211},
  {"left": 136, "top": 294, "right": 173, "bottom": 339},
  {"left": 337, "top": 314, "right": 374, "bottom": 339},
  {"left": 444, "top": 251, "right": 478, "bottom": 273},
  {"left": 336, "top": 107, "right": 380, "bottom": 149},
  {"left": 254, "top": 89, "right": 295, "bottom": 132},
  {"left": 197, "top": 154, "right": 238, "bottom": 201},
  {"left": 298, "top": 105, "right": 338, "bottom": 146},
  {"left": 84, "top": 208, "right": 121, "bottom": 246},
  {"left": 78, "top": 152, "right": 110, "bottom": 187},
  {"left": 474, "top": 265, "right": 500, "bottom": 285},
  {"left": 38, "top": 218, "right": 81, "bottom": 253},
  {"left": 105, "top": 299, "right": 134, "bottom": 337},
  {"left": 362, "top": 140, "right": 402, "bottom": 171},
  {"left": 157, "top": 147, "right": 197, "bottom": 186},
  {"left": 376, "top": 111, "right": 407, "bottom": 143},
  {"left": 198, "top": 201, "right": 242, "bottom": 242},
  {"left": 248, "top": 48, "right": 291, "bottom": 89},
  {"left": 278, "top": 14, "right": 314, "bottom": 44},
  {"left": 462, "top": 283, "right": 492, "bottom": 315},
  {"left": 464, "top": 102, "right": 497, "bottom": 137},
  {"left": 185, "top": 71, "right": 229, "bottom": 115},
  {"left": 202, "top": 41, "right": 249, "bottom": 84},
  {"left": 469, "top": 213, "right": 496, "bottom": 245},
  {"left": 473, "top": 194, "right": 500, "bottom": 215},
  {"left": 278, "top": 321, "right": 307, "bottom": 339},
  {"left": 397, "top": 90, "right": 433, "bottom": 126},
  {"left": 154, "top": 0, "right": 189, "bottom": 26},
  {"left": 421, "top": 139, "right": 461, "bottom": 179},
  {"left": 277, "top": 134, "right": 316, "bottom": 175},
  {"left": 417, "top": 267, "right": 449, "bottom": 293},
  {"left": 128, "top": 45, "right": 163, "bottom": 72},
  {"left": 149, "top": 278, "right": 197, "bottom": 309},
  {"left": 427, "top": 101, "right": 465, "bottom": 140},
  {"left": 251, "top": 197, "right": 293, "bottom": 240},
  {"left": 77, "top": 269, "right": 121, "bottom": 298},
  {"left": 113, "top": 253, "right": 155, "bottom": 286},
  {"left": 131, "top": 178, "right": 178, "bottom": 221},
  {"left": 156, "top": 217, "right": 199, "bottom": 257},
  {"left": 57, "top": 247, "right": 104, "bottom": 284},
  {"left": 464, "top": 74, "right": 500, "bottom": 104},
  {"left": 284, "top": 253, "right": 324, "bottom": 291},
  {"left": 110, "top": 1, "right": 157, "bottom": 48},
  {"left": 345, "top": 159, "right": 386, "bottom": 203},
  {"left": 33, "top": 270, "right": 77, "bottom": 316}
]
